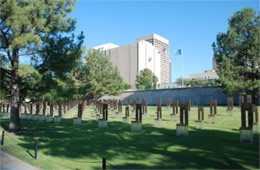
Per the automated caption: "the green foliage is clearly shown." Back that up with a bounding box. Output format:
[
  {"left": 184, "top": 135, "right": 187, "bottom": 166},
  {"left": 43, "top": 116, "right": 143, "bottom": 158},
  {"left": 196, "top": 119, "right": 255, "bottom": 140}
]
[
  {"left": 0, "top": 89, "right": 8, "bottom": 102},
  {"left": 123, "top": 83, "right": 131, "bottom": 90},
  {"left": 35, "top": 33, "right": 85, "bottom": 78},
  {"left": 212, "top": 8, "right": 260, "bottom": 97},
  {"left": 35, "top": 70, "right": 78, "bottom": 102},
  {"left": 192, "top": 79, "right": 208, "bottom": 87},
  {"left": 1, "top": 63, "right": 78, "bottom": 102},
  {"left": 32, "top": 33, "right": 85, "bottom": 102},
  {"left": 0, "top": 67, "right": 11, "bottom": 100},
  {"left": 0, "top": 0, "right": 84, "bottom": 102},
  {"left": 0, "top": 54, "right": 9, "bottom": 67},
  {"left": 175, "top": 77, "right": 192, "bottom": 87},
  {"left": 0, "top": 0, "right": 83, "bottom": 130},
  {"left": 74, "top": 50, "right": 127, "bottom": 98},
  {"left": 0, "top": 0, "right": 77, "bottom": 48},
  {"left": 175, "top": 77, "right": 220, "bottom": 87},
  {"left": 191, "top": 78, "right": 221, "bottom": 87},
  {"left": 18, "top": 64, "right": 42, "bottom": 100},
  {"left": 136, "top": 68, "right": 158, "bottom": 90}
]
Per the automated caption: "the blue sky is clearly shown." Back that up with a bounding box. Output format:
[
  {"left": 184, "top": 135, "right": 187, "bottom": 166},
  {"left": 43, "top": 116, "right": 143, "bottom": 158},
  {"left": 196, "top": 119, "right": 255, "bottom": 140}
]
[{"left": 70, "top": 0, "right": 259, "bottom": 81}]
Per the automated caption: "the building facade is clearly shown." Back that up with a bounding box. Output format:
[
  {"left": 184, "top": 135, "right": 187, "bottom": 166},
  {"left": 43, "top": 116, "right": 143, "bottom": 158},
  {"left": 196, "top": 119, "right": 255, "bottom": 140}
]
[
  {"left": 189, "top": 70, "right": 219, "bottom": 80},
  {"left": 159, "top": 82, "right": 178, "bottom": 89},
  {"left": 92, "top": 40, "right": 161, "bottom": 89},
  {"left": 93, "top": 43, "right": 119, "bottom": 51},
  {"left": 136, "top": 34, "right": 171, "bottom": 83}
]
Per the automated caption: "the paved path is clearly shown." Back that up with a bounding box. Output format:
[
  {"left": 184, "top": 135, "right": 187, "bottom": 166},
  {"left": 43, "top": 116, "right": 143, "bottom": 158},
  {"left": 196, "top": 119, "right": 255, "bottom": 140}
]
[{"left": 0, "top": 149, "right": 40, "bottom": 170}]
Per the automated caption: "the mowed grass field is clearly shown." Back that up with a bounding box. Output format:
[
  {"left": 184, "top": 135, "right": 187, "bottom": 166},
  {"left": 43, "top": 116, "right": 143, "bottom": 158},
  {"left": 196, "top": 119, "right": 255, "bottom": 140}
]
[{"left": 0, "top": 106, "right": 259, "bottom": 169}]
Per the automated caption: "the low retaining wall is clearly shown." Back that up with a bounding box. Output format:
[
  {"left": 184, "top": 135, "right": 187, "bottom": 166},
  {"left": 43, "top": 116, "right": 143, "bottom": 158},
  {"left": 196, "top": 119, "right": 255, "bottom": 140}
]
[{"left": 119, "top": 86, "right": 239, "bottom": 106}]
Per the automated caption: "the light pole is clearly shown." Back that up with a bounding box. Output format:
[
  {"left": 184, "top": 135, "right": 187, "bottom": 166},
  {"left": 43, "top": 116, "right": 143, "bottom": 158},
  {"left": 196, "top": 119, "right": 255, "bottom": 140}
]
[
  {"left": 148, "top": 57, "right": 153, "bottom": 89},
  {"left": 181, "top": 50, "right": 183, "bottom": 87}
]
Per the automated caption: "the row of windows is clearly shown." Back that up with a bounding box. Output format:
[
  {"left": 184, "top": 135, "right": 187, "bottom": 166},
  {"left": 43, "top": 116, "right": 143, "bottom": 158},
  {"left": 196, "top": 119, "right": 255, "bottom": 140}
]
[
  {"left": 161, "top": 59, "right": 170, "bottom": 62},
  {"left": 146, "top": 39, "right": 168, "bottom": 47},
  {"left": 154, "top": 41, "right": 168, "bottom": 46}
]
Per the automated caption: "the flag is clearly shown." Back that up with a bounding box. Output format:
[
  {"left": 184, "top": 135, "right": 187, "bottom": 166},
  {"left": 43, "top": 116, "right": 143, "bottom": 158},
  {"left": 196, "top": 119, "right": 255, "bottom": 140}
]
[
  {"left": 158, "top": 48, "right": 167, "bottom": 54},
  {"left": 162, "top": 48, "right": 167, "bottom": 55},
  {"left": 175, "top": 49, "right": 182, "bottom": 56}
]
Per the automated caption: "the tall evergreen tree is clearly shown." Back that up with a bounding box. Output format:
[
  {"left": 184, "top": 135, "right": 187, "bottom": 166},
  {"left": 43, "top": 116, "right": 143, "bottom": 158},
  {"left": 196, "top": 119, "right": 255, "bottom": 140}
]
[
  {"left": 0, "top": 0, "right": 83, "bottom": 131},
  {"left": 74, "top": 50, "right": 127, "bottom": 98},
  {"left": 212, "top": 8, "right": 260, "bottom": 104}
]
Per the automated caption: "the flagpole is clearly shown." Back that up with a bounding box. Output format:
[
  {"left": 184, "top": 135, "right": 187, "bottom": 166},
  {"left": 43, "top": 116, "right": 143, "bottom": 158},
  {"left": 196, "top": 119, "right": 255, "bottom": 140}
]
[
  {"left": 151, "top": 57, "right": 153, "bottom": 89},
  {"left": 181, "top": 49, "right": 183, "bottom": 87},
  {"left": 148, "top": 57, "right": 153, "bottom": 89}
]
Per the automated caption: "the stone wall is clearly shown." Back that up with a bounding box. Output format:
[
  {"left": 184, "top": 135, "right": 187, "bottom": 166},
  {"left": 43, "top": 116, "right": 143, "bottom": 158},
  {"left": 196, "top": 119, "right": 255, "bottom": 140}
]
[{"left": 119, "top": 86, "right": 239, "bottom": 106}]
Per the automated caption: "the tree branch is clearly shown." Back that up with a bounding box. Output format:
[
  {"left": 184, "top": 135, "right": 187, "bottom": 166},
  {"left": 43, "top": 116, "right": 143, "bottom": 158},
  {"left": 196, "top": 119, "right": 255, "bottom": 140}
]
[
  {"left": 0, "top": 27, "right": 12, "bottom": 61},
  {"left": 25, "top": 25, "right": 37, "bottom": 34},
  {"left": 18, "top": 52, "right": 36, "bottom": 57},
  {"left": 0, "top": 46, "right": 7, "bottom": 49},
  {"left": 31, "top": 26, "right": 37, "bottom": 33},
  {"left": 3, "top": 26, "right": 11, "bottom": 35},
  {"left": 0, "top": 16, "right": 7, "bottom": 25},
  {"left": 0, "top": 28, "right": 8, "bottom": 45}
]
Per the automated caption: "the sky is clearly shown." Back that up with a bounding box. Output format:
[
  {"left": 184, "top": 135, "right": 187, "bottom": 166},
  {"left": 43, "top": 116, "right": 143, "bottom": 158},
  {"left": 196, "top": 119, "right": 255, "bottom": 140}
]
[{"left": 70, "top": 0, "right": 259, "bottom": 82}]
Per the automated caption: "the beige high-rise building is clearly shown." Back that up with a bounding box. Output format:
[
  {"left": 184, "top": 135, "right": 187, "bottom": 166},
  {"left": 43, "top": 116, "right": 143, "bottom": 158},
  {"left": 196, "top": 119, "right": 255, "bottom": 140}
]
[
  {"left": 136, "top": 34, "right": 171, "bottom": 83},
  {"left": 92, "top": 40, "right": 161, "bottom": 89}
]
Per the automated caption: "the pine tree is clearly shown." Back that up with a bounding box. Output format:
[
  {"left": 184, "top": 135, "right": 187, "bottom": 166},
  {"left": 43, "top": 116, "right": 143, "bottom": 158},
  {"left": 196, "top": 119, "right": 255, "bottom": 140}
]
[
  {"left": 0, "top": 0, "right": 82, "bottom": 131},
  {"left": 74, "top": 50, "right": 127, "bottom": 98},
  {"left": 212, "top": 8, "right": 260, "bottom": 104}
]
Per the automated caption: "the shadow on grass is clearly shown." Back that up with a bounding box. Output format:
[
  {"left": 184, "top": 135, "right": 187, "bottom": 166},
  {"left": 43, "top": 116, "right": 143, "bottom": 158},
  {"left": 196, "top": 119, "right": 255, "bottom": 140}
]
[
  {"left": 0, "top": 116, "right": 259, "bottom": 169},
  {"left": 26, "top": 150, "right": 35, "bottom": 159}
]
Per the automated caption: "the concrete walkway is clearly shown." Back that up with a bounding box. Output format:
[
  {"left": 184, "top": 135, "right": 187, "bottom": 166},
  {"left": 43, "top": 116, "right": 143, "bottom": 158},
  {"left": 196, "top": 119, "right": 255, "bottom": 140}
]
[{"left": 0, "top": 150, "right": 40, "bottom": 170}]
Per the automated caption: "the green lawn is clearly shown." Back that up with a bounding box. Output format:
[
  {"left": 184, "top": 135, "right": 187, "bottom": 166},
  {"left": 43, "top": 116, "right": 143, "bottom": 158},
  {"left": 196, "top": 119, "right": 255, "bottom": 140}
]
[{"left": 0, "top": 106, "right": 259, "bottom": 169}]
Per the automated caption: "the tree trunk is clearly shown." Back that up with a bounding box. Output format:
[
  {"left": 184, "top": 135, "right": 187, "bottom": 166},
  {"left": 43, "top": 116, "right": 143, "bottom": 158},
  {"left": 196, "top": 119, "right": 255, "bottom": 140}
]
[
  {"left": 82, "top": 100, "right": 85, "bottom": 113},
  {"left": 18, "top": 105, "right": 21, "bottom": 116},
  {"left": 42, "top": 102, "right": 46, "bottom": 116},
  {"left": 24, "top": 103, "right": 27, "bottom": 114},
  {"left": 78, "top": 103, "right": 82, "bottom": 119},
  {"left": 30, "top": 103, "right": 33, "bottom": 114},
  {"left": 36, "top": 103, "right": 39, "bottom": 115},
  {"left": 50, "top": 103, "right": 54, "bottom": 117},
  {"left": 67, "top": 101, "right": 70, "bottom": 111},
  {"left": 6, "top": 104, "right": 9, "bottom": 113},
  {"left": 58, "top": 102, "right": 62, "bottom": 117},
  {"left": 9, "top": 53, "right": 20, "bottom": 132},
  {"left": 252, "top": 89, "right": 260, "bottom": 105},
  {"left": 63, "top": 103, "right": 66, "bottom": 114}
]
